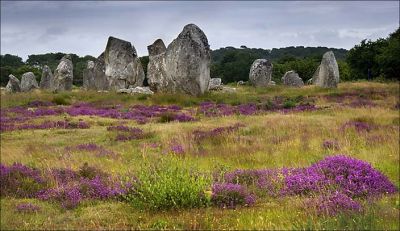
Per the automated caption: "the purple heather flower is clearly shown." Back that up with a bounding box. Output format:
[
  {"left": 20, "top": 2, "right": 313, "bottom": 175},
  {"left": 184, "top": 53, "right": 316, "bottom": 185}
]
[
  {"left": 15, "top": 202, "right": 41, "bottom": 213},
  {"left": 211, "top": 183, "right": 256, "bottom": 208}
]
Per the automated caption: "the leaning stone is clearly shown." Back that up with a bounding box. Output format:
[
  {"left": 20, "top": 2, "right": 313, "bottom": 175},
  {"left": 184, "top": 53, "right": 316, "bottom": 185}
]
[
  {"left": 20, "top": 72, "right": 39, "bottom": 92},
  {"left": 5, "top": 74, "right": 21, "bottom": 93},
  {"left": 312, "top": 51, "right": 340, "bottom": 88}
]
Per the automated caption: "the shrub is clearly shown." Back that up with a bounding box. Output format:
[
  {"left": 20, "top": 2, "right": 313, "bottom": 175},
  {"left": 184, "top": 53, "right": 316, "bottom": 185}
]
[
  {"left": 123, "top": 156, "right": 211, "bottom": 210},
  {"left": 52, "top": 95, "right": 71, "bottom": 105},
  {"left": 0, "top": 163, "right": 47, "bottom": 198},
  {"left": 283, "top": 99, "right": 297, "bottom": 109},
  {"left": 307, "top": 191, "right": 362, "bottom": 216},
  {"left": 211, "top": 183, "right": 256, "bottom": 208}
]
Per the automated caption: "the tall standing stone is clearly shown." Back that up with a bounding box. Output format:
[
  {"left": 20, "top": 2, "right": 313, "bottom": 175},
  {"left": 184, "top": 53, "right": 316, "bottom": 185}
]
[
  {"left": 311, "top": 51, "right": 340, "bottom": 88},
  {"left": 104, "top": 36, "right": 144, "bottom": 90},
  {"left": 147, "top": 39, "right": 169, "bottom": 92},
  {"left": 165, "top": 24, "right": 211, "bottom": 96},
  {"left": 53, "top": 54, "right": 73, "bottom": 91},
  {"left": 20, "top": 72, "right": 39, "bottom": 92},
  {"left": 39, "top": 65, "right": 53, "bottom": 90},
  {"left": 83, "top": 60, "right": 95, "bottom": 90},
  {"left": 5, "top": 74, "right": 21, "bottom": 93},
  {"left": 249, "top": 59, "right": 273, "bottom": 87},
  {"left": 281, "top": 70, "right": 304, "bottom": 87}
]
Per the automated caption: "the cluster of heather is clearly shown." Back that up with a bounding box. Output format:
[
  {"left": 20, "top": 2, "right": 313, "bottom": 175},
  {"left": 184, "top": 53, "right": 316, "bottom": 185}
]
[
  {"left": 322, "top": 140, "right": 340, "bottom": 150},
  {"left": 198, "top": 100, "right": 317, "bottom": 117},
  {"left": 1, "top": 155, "right": 397, "bottom": 213},
  {"left": 2, "top": 120, "right": 90, "bottom": 132},
  {"left": 324, "top": 92, "right": 378, "bottom": 108},
  {"left": 15, "top": 202, "right": 41, "bottom": 213},
  {"left": 65, "top": 143, "right": 117, "bottom": 158},
  {"left": 306, "top": 191, "right": 362, "bottom": 215},
  {"left": 211, "top": 183, "right": 256, "bottom": 208},
  {"left": 340, "top": 121, "right": 375, "bottom": 133},
  {"left": 192, "top": 123, "right": 245, "bottom": 141},
  {"left": 1, "top": 163, "right": 129, "bottom": 209},
  {"left": 107, "top": 125, "right": 147, "bottom": 141},
  {"left": 214, "top": 155, "right": 397, "bottom": 212}
]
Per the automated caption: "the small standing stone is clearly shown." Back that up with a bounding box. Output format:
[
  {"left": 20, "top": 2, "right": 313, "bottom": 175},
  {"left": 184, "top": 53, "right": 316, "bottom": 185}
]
[
  {"left": 281, "top": 70, "right": 304, "bottom": 87},
  {"left": 249, "top": 59, "right": 273, "bottom": 87},
  {"left": 5, "top": 74, "right": 21, "bottom": 93},
  {"left": 20, "top": 72, "right": 39, "bottom": 92}
]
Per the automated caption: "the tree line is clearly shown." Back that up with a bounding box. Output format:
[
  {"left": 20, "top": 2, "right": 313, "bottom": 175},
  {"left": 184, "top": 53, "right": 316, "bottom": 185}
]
[{"left": 1, "top": 28, "right": 398, "bottom": 87}]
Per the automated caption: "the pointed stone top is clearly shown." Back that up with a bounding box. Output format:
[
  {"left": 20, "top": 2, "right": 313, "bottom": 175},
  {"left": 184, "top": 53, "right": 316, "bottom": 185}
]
[
  {"left": 106, "top": 36, "right": 137, "bottom": 57},
  {"left": 178, "top": 23, "right": 210, "bottom": 50},
  {"left": 148, "top": 39, "right": 166, "bottom": 56}
]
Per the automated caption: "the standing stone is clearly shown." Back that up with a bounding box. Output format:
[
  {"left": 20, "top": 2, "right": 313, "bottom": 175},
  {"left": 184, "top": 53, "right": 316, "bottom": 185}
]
[
  {"left": 281, "top": 70, "right": 304, "bottom": 87},
  {"left": 208, "top": 78, "right": 222, "bottom": 90},
  {"left": 104, "top": 36, "right": 144, "bottom": 90},
  {"left": 93, "top": 53, "right": 109, "bottom": 90},
  {"left": 311, "top": 51, "right": 340, "bottom": 88},
  {"left": 53, "top": 55, "right": 73, "bottom": 91},
  {"left": 5, "top": 74, "right": 21, "bottom": 93},
  {"left": 249, "top": 59, "right": 273, "bottom": 87},
  {"left": 83, "top": 61, "right": 95, "bottom": 90},
  {"left": 20, "top": 72, "right": 39, "bottom": 92},
  {"left": 147, "top": 39, "right": 169, "bottom": 92},
  {"left": 39, "top": 65, "right": 53, "bottom": 90},
  {"left": 165, "top": 24, "right": 211, "bottom": 96}
]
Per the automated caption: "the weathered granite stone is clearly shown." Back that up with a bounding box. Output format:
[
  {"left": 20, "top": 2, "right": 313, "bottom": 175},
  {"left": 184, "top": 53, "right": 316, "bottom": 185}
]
[
  {"left": 5, "top": 74, "right": 21, "bottom": 93},
  {"left": 83, "top": 60, "right": 95, "bottom": 90},
  {"left": 93, "top": 53, "right": 109, "bottom": 90},
  {"left": 147, "top": 39, "right": 169, "bottom": 92},
  {"left": 39, "top": 65, "right": 53, "bottom": 90},
  {"left": 281, "top": 70, "right": 304, "bottom": 87},
  {"left": 53, "top": 55, "right": 73, "bottom": 91},
  {"left": 20, "top": 72, "right": 39, "bottom": 92},
  {"left": 249, "top": 59, "right": 273, "bottom": 87},
  {"left": 269, "top": 80, "right": 276, "bottom": 86},
  {"left": 208, "top": 78, "right": 222, "bottom": 90},
  {"left": 311, "top": 51, "right": 340, "bottom": 88},
  {"left": 104, "top": 36, "right": 144, "bottom": 90},
  {"left": 130, "top": 86, "right": 154, "bottom": 95},
  {"left": 117, "top": 86, "right": 154, "bottom": 95},
  {"left": 165, "top": 24, "right": 211, "bottom": 95},
  {"left": 237, "top": 80, "right": 246, "bottom": 86}
]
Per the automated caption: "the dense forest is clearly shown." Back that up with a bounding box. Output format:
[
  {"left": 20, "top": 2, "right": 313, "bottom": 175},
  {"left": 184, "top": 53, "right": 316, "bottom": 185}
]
[{"left": 1, "top": 28, "right": 398, "bottom": 87}]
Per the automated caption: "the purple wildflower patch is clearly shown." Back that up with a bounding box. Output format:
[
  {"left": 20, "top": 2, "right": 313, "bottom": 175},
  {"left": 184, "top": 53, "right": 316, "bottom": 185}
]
[
  {"left": 107, "top": 125, "right": 146, "bottom": 141},
  {"left": 65, "top": 143, "right": 117, "bottom": 158},
  {"left": 211, "top": 183, "right": 256, "bottom": 208},
  {"left": 322, "top": 140, "right": 340, "bottom": 150},
  {"left": 340, "top": 121, "right": 374, "bottom": 133},
  {"left": 15, "top": 202, "right": 41, "bottom": 213},
  {"left": 307, "top": 191, "right": 362, "bottom": 216},
  {"left": 193, "top": 123, "right": 245, "bottom": 141}
]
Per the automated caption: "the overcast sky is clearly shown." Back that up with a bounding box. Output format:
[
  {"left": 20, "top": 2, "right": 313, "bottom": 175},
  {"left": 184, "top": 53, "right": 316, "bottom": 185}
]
[{"left": 1, "top": 1, "right": 399, "bottom": 60}]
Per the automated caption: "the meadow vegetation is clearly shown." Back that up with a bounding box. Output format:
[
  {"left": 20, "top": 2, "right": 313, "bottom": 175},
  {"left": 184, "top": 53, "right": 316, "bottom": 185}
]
[{"left": 1, "top": 81, "right": 399, "bottom": 230}]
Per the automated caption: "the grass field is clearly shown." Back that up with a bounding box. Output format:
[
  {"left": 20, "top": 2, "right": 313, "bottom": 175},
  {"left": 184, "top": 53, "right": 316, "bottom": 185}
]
[{"left": 1, "top": 81, "right": 399, "bottom": 230}]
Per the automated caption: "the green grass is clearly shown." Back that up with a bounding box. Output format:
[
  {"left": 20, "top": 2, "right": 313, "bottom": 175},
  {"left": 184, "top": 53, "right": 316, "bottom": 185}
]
[{"left": 1, "top": 81, "right": 399, "bottom": 230}]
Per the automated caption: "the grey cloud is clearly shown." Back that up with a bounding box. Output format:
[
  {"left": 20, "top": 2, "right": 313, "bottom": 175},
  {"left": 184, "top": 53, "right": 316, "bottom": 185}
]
[{"left": 1, "top": 1, "right": 398, "bottom": 60}]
